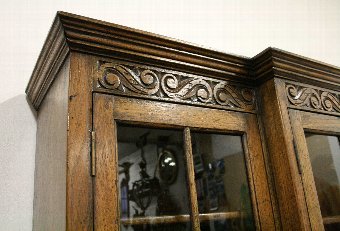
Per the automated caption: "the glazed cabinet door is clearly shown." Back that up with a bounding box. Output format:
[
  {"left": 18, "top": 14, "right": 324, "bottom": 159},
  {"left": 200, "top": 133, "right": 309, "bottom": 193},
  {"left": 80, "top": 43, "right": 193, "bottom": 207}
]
[
  {"left": 290, "top": 110, "right": 340, "bottom": 231},
  {"left": 93, "top": 93, "right": 275, "bottom": 231}
]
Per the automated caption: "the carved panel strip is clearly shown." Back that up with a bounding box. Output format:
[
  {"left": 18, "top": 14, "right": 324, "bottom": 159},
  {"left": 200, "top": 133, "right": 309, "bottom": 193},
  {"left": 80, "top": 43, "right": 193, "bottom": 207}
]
[
  {"left": 95, "top": 61, "right": 256, "bottom": 113},
  {"left": 285, "top": 81, "right": 340, "bottom": 115}
]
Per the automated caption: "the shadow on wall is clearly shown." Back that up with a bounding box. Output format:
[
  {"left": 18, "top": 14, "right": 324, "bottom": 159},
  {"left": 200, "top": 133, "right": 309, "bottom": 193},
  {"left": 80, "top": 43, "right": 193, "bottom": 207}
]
[{"left": 0, "top": 94, "right": 37, "bottom": 231}]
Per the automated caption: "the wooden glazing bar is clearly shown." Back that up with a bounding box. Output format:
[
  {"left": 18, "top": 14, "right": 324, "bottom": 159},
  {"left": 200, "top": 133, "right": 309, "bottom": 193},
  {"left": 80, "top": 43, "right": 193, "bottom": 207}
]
[
  {"left": 121, "top": 214, "right": 190, "bottom": 225},
  {"left": 184, "top": 127, "right": 200, "bottom": 231},
  {"left": 120, "top": 211, "right": 243, "bottom": 225},
  {"left": 323, "top": 215, "right": 340, "bottom": 225},
  {"left": 199, "top": 211, "right": 242, "bottom": 222}
]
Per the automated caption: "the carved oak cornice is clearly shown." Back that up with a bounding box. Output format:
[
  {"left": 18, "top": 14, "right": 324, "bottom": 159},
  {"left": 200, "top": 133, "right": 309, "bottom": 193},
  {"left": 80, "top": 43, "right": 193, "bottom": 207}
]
[
  {"left": 26, "top": 12, "right": 340, "bottom": 110},
  {"left": 285, "top": 81, "right": 340, "bottom": 115},
  {"left": 95, "top": 61, "right": 256, "bottom": 113}
]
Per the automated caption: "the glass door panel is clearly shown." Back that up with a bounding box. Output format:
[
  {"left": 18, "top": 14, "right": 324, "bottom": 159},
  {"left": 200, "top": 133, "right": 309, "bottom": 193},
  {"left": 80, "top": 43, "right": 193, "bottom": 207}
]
[
  {"left": 191, "top": 132, "right": 255, "bottom": 231},
  {"left": 305, "top": 133, "right": 340, "bottom": 231},
  {"left": 117, "top": 124, "right": 191, "bottom": 231},
  {"left": 93, "top": 94, "right": 275, "bottom": 230}
]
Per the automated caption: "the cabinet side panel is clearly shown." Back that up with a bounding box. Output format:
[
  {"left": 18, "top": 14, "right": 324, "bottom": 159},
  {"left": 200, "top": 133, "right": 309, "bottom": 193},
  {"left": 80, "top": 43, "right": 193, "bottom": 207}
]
[{"left": 33, "top": 57, "right": 70, "bottom": 231}]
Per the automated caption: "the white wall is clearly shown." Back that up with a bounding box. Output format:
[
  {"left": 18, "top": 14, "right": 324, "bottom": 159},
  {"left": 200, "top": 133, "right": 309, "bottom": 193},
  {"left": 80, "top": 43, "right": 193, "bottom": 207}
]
[
  {"left": 0, "top": 0, "right": 339, "bottom": 230},
  {"left": 0, "top": 95, "right": 36, "bottom": 230}
]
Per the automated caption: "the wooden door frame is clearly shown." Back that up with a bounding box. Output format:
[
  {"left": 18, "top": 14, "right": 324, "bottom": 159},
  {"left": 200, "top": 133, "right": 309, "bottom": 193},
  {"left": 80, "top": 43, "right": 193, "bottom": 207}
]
[
  {"left": 93, "top": 93, "right": 276, "bottom": 230},
  {"left": 289, "top": 109, "right": 340, "bottom": 231}
]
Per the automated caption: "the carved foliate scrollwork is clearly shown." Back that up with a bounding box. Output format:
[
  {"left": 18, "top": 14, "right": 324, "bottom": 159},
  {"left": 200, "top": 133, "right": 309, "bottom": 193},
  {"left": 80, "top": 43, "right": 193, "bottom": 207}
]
[
  {"left": 286, "top": 83, "right": 340, "bottom": 114},
  {"left": 161, "top": 74, "right": 213, "bottom": 103},
  {"left": 97, "top": 62, "right": 256, "bottom": 112},
  {"left": 99, "top": 64, "right": 160, "bottom": 95}
]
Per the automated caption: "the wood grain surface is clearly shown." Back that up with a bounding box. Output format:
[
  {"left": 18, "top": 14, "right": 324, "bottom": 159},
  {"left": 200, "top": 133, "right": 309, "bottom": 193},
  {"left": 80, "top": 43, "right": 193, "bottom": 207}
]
[
  {"left": 244, "top": 114, "right": 276, "bottom": 230},
  {"left": 110, "top": 96, "right": 247, "bottom": 132},
  {"left": 26, "top": 12, "right": 340, "bottom": 231},
  {"left": 258, "top": 78, "right": 311, "bottom": 231},
  {"left": 300, "top": 111, "right": 340, "bottom": 135},
  {"left": 93, "top": 93, "right": 119, "bottom": 231},
  {"left": 93, "top": 94, "right": 275, "bottom": 230},
  {"left": 33, "top": 57, "right": 69, "bottom": 231},
  {"left": 26, "top": 12, "right": 340, "bottom": 110},
  {"left": 290, "top": 109, "right": 340, "bottom": 231},
  {"left": 289, "top": 110, "right": 325, "bottom": 231},
  {"left": 184, "top": 128, "right": 200, "bottom": 231},
  {"left": 66, "top": 53, "right": 94, "bottom": 230},
  {"left": 120, "top": 211, "right": 242, "bottom": 225}
]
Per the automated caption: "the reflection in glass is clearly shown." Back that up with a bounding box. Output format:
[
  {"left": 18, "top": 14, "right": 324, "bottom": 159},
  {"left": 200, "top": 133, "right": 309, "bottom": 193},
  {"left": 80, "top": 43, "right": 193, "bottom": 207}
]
[
  {"left": 305, "top": 134, "right": 340, "bottom": 231},
  {"left": 192, "top": 132, "right": 255, "bottom": 231},
  {"left": 117, "top": 124, "right": 190, "bottom": 231}
]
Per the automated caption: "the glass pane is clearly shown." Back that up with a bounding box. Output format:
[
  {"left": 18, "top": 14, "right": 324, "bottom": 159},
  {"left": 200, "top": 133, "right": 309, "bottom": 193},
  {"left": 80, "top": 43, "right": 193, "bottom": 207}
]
[
  {"left": 191, "top": 132, "right": 255, "bottom": 231},
  {"left": 305, "top": 133, "right": 340, "bottom": 231},
  {"left": 117, "top": 124, "right": 191, "bottom": 231}
]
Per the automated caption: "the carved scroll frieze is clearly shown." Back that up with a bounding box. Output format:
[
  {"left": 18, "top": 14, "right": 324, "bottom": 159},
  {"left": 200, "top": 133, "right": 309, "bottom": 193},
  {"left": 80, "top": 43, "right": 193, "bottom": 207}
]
[
  {"left": 285, "top": 82, "right": 340, "bottom": 114},
  {"left": 96, "top": 61, "right": 256, "bottom": 112}
]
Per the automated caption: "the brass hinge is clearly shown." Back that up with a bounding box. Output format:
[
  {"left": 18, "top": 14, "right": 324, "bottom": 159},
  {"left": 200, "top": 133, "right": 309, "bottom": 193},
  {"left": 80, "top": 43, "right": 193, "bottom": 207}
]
[
  {"left": 91, "top": 131, "right": 96, "bottom": 176},
  {"left": 293, "top": 140, "right": 302, "bottom": 175}
]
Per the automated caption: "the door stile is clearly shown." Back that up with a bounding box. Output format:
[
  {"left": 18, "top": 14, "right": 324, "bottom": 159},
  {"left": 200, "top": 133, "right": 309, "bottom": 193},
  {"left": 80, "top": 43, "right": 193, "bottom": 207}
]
[
  {"left": 241, "top": 132, "right": 261, "bottom": 230},
  {"left": 93, "top": 94, "right": 120, "bottom": 231},
  {"left": 289, "top": 109, "right": 340, "bottom": 231}
]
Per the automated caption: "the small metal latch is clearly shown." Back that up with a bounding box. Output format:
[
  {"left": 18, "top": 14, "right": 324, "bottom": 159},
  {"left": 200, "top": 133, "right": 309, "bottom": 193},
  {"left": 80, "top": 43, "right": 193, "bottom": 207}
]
[{"left": 91, "top": 131, "right": 96, "bottom": 176}]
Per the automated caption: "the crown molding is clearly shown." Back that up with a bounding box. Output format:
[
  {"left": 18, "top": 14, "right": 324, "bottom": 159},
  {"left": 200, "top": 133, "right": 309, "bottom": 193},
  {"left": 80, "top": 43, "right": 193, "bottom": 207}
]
[
  {"left": 26, "top": 16, "right": 69, "bottom": 109},
  {"left": 252, "top": 48, "right": 340, "bottom": 89},
  {"left": 26, "top": 12, "right": 340, "bottom": 110},
  {"left": 58, "top": 12, "right": 253, "bottom": 80}
]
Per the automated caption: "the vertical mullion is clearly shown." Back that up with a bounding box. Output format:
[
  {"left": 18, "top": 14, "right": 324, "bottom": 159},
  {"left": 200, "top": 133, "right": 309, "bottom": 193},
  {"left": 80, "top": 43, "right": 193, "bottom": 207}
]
[{"left": 184, "top": 127, "right": 200, "bottom": 231}]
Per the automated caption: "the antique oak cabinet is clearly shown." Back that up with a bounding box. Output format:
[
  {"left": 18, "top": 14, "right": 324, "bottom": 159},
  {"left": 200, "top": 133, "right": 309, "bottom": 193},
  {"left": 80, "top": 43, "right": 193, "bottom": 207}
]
[{"left": 26, "top": 12, "right": 340, "bottom": 231}]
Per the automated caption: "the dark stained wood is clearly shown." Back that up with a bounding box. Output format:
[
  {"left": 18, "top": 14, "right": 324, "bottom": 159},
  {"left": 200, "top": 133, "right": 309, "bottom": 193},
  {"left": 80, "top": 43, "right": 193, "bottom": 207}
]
[
  {"left": 58, "top": 12, "right": 248, "bottom": 66},
  {"left": 120, "top": 211, "right": 242, "bottom": 225},
  {"left": 252, "top": 48, "right": 340, "bottom": 90},
  {"left": 58, "top": 12, "right": 251, "bottom": 82},
  {"left": 198, "top": 212, "right": 242, "bottom": 222},
  {"left": 26, "top": 11, "right": 340, "bottom": 231},
  {"left": 255, "top": 102, "right": 282, "bottom": 230},
  {"left": 95, "top": 60, "right": 257, "bottom": 113},
  {"left": 300, "top": 110, "right": 340, "bottom": 135},
  {"left": 284, "top": 81, "right": 340, "bottom": 116},
  {"left": 25, "top": 16, "right": 69, "bottom": 110},
  {"left": 289, "top": 110, "right": 324, "bottom": 231},
  {"left": 66, "top": 53, "right": 94, "bottom": 231},
  {"left": 323, "top": 216, "right": 340, "bottom": 225},
  {"left": 33, "top": 57, "right": 69, "bottom": 231},
  {"left": 111, "top": 96, "right": 247, "bottom": 132},
  {"left": 241, "top": 125, "right": 261, "bottom": 230},
  {"left": 244, "top": 114, "right": 276, "bottom": 230},
  {"left": 93, "top": 93, "right": 119, "bottom": 230},
  {"left": 184, "top": 128, "right": 200, "bottom": 231},
  {"left": 257, "top": 78, "right": 311, "bottom": 231},
  {"left": 290, "top": 109, "right": 340, "bottom": 231},
  {"left": 26, "top": 12, "right": 340, "bottom": 111},
  {"left": 94, "top": 94, "right": 276, "bottom": 230},
  {"left": 121, "top": 215, "right": 190, "bottom": 225}
]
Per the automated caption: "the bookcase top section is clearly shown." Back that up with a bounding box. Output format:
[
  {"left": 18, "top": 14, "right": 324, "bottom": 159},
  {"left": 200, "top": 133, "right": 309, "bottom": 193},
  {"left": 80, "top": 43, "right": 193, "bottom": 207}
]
[{"left": 26, "top": 11, "right": 340, "bottom": 110}]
